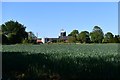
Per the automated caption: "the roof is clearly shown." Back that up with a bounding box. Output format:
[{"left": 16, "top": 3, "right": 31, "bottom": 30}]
[
  {"left": 59, "top": 36, "right": 71, "bottom": 40},
  {"left": 36, "top": 39, "right": 42, "bottom": 43}
]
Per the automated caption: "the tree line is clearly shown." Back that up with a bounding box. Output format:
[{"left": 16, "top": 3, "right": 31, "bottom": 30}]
[
  {"left": 68, "top": 26, "right": 120, "bottom": 43},
  {"left": 1, "top": 20, "right": 120, "bottom": 44},
  {"left": 1, "top": 20, "right": 36, "bottom": 44}
]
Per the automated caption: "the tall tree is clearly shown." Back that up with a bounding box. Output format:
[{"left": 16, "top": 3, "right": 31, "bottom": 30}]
[
  {"left": 90, "top": 26, "right": 104, "bottom": 43},
  {"left": 1, "top": 34, "right": 9, "bottom": 44},
  {"left": 1, "top": 20, "right": 28, "bottom": 44},
  {"left": 78, "top": 31, "right": 90, "bottom": 43},
  {"left": 68, "top": 36, "right": 76, "bottom": 43},
  {"left": 118, "top": 35, "right": 120, "bottom": 43},
  {"left": 27, "top": 31, "right": 37, "bottom": 43},
  {"left": 68, "top": 29, "right": 79, "bottom": 42},
  {"left": 103, "top": 32, "right": 114, "bottom": 43},
  {"left": 113, "top": 35, "right": 119, "bottom": 43}
]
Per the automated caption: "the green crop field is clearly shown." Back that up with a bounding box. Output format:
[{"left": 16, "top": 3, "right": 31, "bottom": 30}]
[{"left": 2, "top": 44, "right": 120, "bottom": 80}]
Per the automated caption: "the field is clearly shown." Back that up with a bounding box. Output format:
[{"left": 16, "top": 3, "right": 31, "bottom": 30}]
[{"left": 2, "top": 44, "right": 120, "bottom": 80}]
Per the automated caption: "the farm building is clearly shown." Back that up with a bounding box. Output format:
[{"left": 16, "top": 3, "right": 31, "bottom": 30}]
[
  {"left": 36, "top": 39, "right": 43, "bottom": 44},
  {"left": 36, "top": 29, "right": 70, "bottom": 43}
]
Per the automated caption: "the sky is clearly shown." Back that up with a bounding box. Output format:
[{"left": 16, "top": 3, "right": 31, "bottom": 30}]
[
  {"left": 1, "top": 0, "right": 119, "bottom": 2},
  {"left": 1, "top": 2, "right": 118, "bottom": 38}
]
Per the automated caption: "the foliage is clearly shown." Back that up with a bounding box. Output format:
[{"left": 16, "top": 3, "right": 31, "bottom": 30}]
[
  {"left": 2, "top": 34, "right": 9, "bottom": 44},
  {"left": 103, "top": 32, "right": 114, "bottom": 43},
  {"left": 7, "top": 33, "right": 20, "bottom": 44},
  {"left": 90, "top": 26, "right": 104, "bottom": 43},
  {"left": 22, "top": 38, "right": 29, "bottom": 44},
  {"left": 68, "top": 36, "right": 76, "bottom": 43},
  {"left": 1, "top": 20, "right": 28, "bottom": 44},
  {"left": 113, "top": 35, "right": 119, "bottom": 43},
  {"left": 78, "top": 31, "right": 90, "bottom": 43},
  {"left": 68, "top": 30, "right": 79, "bottom": 42},
  {"left": 28, "top": 31, "right": 37, "bottom": 40},
  {"left": 68, "top": 30, "right": 79, "bottom": 37}
]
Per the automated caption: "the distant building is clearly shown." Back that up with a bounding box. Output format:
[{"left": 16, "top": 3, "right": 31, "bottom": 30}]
[
  {"left": 59, "top": 36, "right": 71, "bottom": 42},
  {"left": 58, "top": 29, "right": 70, "bottom": 42},
  {"left": 42, "top": 38, "right": 58, "bottom": 43},
  {"left": 36, "top": 38, "right": 43, "bottom": 44},
  {"left": 60, "top": 29, "right": 66, "bottom": 37},
  {"left": 36, "top": 29, "right": 70, "bottom": 43}
]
